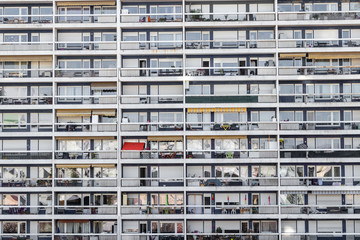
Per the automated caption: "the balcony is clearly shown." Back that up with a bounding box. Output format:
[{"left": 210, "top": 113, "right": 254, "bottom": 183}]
[
  {"left": 121, "top": 13, "right": 182, "bottom": 23},
  {"left": 0, "top": 42, "right": 53, "bottom": 51},
  {"left": 56, "top": 123, "right": 117, "bottom": 133},
  {"left": 280, "top": 93, "right": 360, "bottom": 103},
  {"left": 56, "top": 41, "right": 117, "bottom": 51},
  {"left": 55, "top": 178, "right": 117, "bottom": 187},
  {"left": 185, "top": 39, "right": 276, "bottom": 49},
  {"left": 279, "top": 65, "right": 360, "bottom": 76},
  {"left": 0, "top": 151, "right": 52, "bottom": 160},
  {"left": 0, "top": 14, "right": 53, "bottom": 24},
  {"left": 122, "top": 177, "right": 184, "bottom": 187},
  {"left": 55, "top": 14, "right": 117, "bottom": 24},
  {"left": 55, "top": 68, "right": 117, "bottom": 78},
  {"left": 280, "top": 149, "right": 360, "bottom": 158},
  {"left": 55, "top": 205, "right": 117, "bottom": 215},
  {"left": 55, "top": 95, "right": 117, "bottom": 104},
  {"left": 120, "top": 95, "right": 182, "bottom": 104},
  {"left": 185, "top": 11, "right": 275, "bottom": 22},
  {"left": 0, "top": 69, "right": 52, "bottom": 78},
  {"left": 0, "top": 178, "right": 52, "bottom": 187},
  {"left": 186, "top": 177, "right": 278, "bottom": 187},
  {"left": 278, "top": 38, "right": 360, "bottom": 48},
  {"left": 55, "top": 151, "right": 117, "bottom": 160},
  {"left": 279, "top": 120, "right": 360, "bottom": 131},
  {"left": 54, "top": 234, "right": 117, "bottom": 240},
  {"left": 278, "top": 11, "right": 360, "bottom": 21},
  {"left": 0, "top": 206, "right": 52, "bottom": 215},
  {"left": 120, "top": 121, "right": 278, "bottom": 132},
  {"left": 186, "top": 94, "right": 276, "bottom": 103}
]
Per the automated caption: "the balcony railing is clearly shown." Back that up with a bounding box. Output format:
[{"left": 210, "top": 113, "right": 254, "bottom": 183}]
[
  {"left": 186, "top": 39, "right": 276, "bottom": 49},
  {"left": 186, "top": 94, "right": 276, "bottom": 103},
  {"left": 278, "top": 65, "right": 360, "bottom": 75},
  {"left": 0, "top": 14, "right": 53, "bottom": 24},
  {"left": 55, "top": 150, "right": 117, "bottom": 159},
  {"left": 0, "top": 151, "right": 52, "bottom": 160},
  {"left": 0, "top": 205, "right": 52, "bottom": 215},
  {"left": 278, "top": 37, "right": 360, "bottom": 48},
  {"left": 0, "top": 42, "right": 53, "bottom": 51},
  {"left": 0, "top": 122, "right": 52, "bottom": 132},
  {"left": 121, "top": 177, "right": 184, "bottom": 187},
  {"left": 0, "top": 95, "right": 52, "bottom": 105},
  {"left": 280, "top": 176, "right": 357, "bottom": 186},
  {"left": 121, "top": 149, "right": 278, "bottom": 159},
  {"left": 120, "top": 121, "right": 278, "bottom": 132},
  {"left": 280, "top": 148, "right": 360, "bottom": 158},
  {"left": 120, "top": 95, "right": 183, "bottom": 104},
  {"left": 279, "top": 120, "right": 360, "bottom": 131},
  {"left": 55, "top": 95, "right": 117, "bottom": 104},
  {"left": 55, "top": 14, "right": 117, "bottom": 23},
  {"left": 55, "top": 68, "right": 117, "bottom": 78},
  {"left": 54, "top": 234, "right": 117, "bottom": 240},
  {"left": 279, "top": 93, "right": 360, "bottom": 103},
  {"left": 0, "top": 234, "right": 52, "bottom": 240},
  {"left": 55, "top": 123, "right": 117, "bottom": 132},
  {"left": 0, "top": 178, "right": 52, "bottom": 187},
  {"left": 186, "top": 177, "right": 278, "bottom": 187},
  {"left": 55, "top": 178, "right": 117, "bottom": 187},
  {"left": 0, "top": 69, "right": 52, "bottom": 78},
  {"left": 120, "top": 66, "right": 276, "bottom": 77},
  {"left": 120, "top": 13, "right": 182, "bottom": 23},
  {"left": 185, "top": 11, "right": 275, "bottom": 22},
  {"left": 55, "top": 205, "right": 117, "bottom": 215},
  {"left": 56, "top": 41, "right": 117, "bottom": 51},
  {"left": 278, "top": 10, "right": 360, "bottom": 21}
]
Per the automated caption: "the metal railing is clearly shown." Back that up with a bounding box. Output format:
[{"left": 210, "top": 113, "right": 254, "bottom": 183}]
[{"left": 278, "top": 10, "right": 360, "bottom": 21}]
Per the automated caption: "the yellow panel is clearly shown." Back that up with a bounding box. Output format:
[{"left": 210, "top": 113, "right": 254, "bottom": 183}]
[
  {"left": 0, "top": 55, "right": 52, "bottom": 61},
  {"left": 56, "top": 164, "right": 91, "bottom": 168},
  {"left": 147, "top": 136, "right": 183, "bottom": 141},
  {"left": 308, "top": 52, "right": 360, "bottom": 59},
  {"left": 279, "top": 53, "right": 306, "bottom": 58},
  {"left": 92, "top": 109, "right": 116, "bottom": 116},
  {"left": 92, "top": 164, "right": 116, "bottom": 168}
]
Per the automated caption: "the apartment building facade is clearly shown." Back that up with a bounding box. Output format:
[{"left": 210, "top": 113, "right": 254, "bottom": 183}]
[{"left": 0, "top": 0, "right": 360, "bottom": 239}]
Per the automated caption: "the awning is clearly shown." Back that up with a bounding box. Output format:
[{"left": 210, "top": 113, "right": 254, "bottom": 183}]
[
  {"left": 122, "top": 142, "right": 145, "bottom": 150},
  {"left": 147, "top": 136, "right": 183, "bottom": 141},
  {"left": 187, "top": 135, "right": 246, "bottom": 140},
  {"left": 91, "top": 82, "right": 117, "bottom": 90},
  {"left": 308, "top": 52, "right": 360, "bottom": 59},
  {"left": 92, "top": 109, "right": 116, "bottom": 116},
  {"left": 57, "top": 1, "right": 115, "bottom": 6},
  {"left": 56, "top": 164, "right": 90, "bottom": 168},
  {"left": 56, "top": 109, "right": 91, "bottom": 117},
  {"left": 0, "top": 55, "right": 52, "bottom": 62},
  {"left": 187, "top": 107, "right": 246, "bottom": 113},
  {"left": 279, "top": 53, "right": 306, "bottom": 59},
  {"left": 56, "top": 136, "right": 115, "bottom": 140}
]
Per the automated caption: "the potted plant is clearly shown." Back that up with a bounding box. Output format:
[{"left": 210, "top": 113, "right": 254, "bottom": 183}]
[{"left": 216, "top": 226, "right": 222, "bottom": 233}]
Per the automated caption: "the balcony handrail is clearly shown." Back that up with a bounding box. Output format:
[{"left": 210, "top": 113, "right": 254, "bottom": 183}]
[
  {"left": 280, "top": 148, "right": 358, "bottom": 151},
  {"left": 0, "top": 177, "right": 51, "bottom": 181},
  {"left": 278, "top": 10, "right": 360, "bottom": 14},
  {"left": 0, "top": 205, "right": 51, "bottom": 208},
  {"left": 0, "top": 150, "right": 53, "bottom": 153},
  {"left": 279, "top": 93, "right": 358, "bottom": 97},
  {"left": 55, "top": 95, "right": 117, "bottom": 98},
  {"left": 55, "top": 150, "right": 117, "bottom": 153},
  {"left": 56, "top": 67, "right": 117, "bottom": 70},
  {"left": 54, "top": 205, "right": 117, "bottom": 208},
  {"left": 0, "top": 95, "right": 52, "bottom": 98},
  {"left": 1, "top": 14, "right": 53, "bottom": 17},
  {"left": 278, "top": 37, "right": 360, "bottom": 42},
  {"left": 121, "top": 66, "right": 275, "bottom": 70},
  {"left": 184, "top": 11, "right": 275, "bottom": 15},
  {"left": 55, "top": 122, "right": 117, "bottom": 125},
  {"left": 122, "top": 204, "right": 275, "bottom": 208},
  {"left": 54, "top": 177, "right": 117, "bottom": 180},
  {"left": 279, "top": 65, "right": 360, "bottom": 69},
  {"left": 280, "top": 176, "right": 357, "bottom": 180},
  {"left": 55, "top": 13, "right": 117, "bottom": 16}
]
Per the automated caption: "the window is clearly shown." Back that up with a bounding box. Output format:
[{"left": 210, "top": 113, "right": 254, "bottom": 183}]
[
  {"left": 315, "top": 111, "right": 340, "bottom": 126},
  {"left": 280, "top": 194, "right": 304, "bottom": 205},
  {"left": 3, "top": 222, "right": 26, "bottom": 234},
  {"left": 39, "top": 222, "right": 52, "bottom": 233},
  {"left": 316, "top": 138, "right": 340, "bottom": 149},
  {"left": 3, "top": 113, "right": 26, "bottom": 129},
  {"left": 317, "top": 166, "right": 341, "bottom": 180}
]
